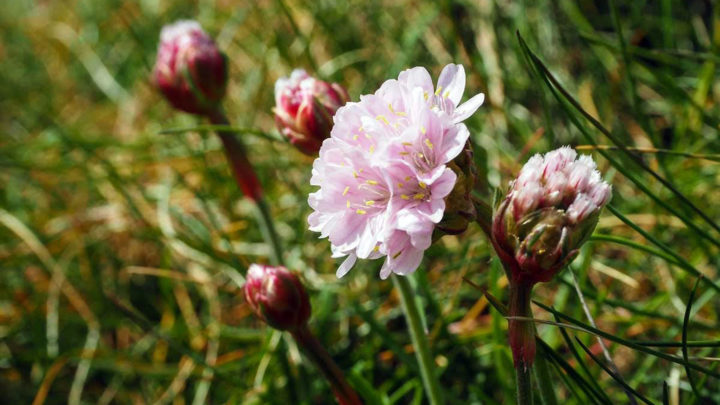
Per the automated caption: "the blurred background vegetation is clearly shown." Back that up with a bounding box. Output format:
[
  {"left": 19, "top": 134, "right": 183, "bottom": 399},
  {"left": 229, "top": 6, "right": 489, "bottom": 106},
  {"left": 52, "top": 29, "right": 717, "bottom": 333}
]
[{"left": 1, "top": 0, "right": 720, "bottom": 403}]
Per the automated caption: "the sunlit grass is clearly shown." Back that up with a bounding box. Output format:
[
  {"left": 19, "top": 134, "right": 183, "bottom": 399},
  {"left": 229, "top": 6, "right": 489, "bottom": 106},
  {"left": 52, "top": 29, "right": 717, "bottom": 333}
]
[{"left": 1, "top": 0, "right": 719, "bottom": 403}]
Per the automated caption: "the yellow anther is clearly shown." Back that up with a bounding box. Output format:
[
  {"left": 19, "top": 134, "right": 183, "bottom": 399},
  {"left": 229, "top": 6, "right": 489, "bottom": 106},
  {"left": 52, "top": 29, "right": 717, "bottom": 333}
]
[
  {"left": 398, "top": 183, "right": 404, "bottom": 188},
  {"left": 443, "top": 90, "right": 450, "bottom": 99},
  {"left": 373, "top": 245, "right": 380, "bottom": 252},
  {"left": 342, "top": 186, "right": 350, "bottom": 196},
  {"left": 365, "top": 200, "right": 375, "bottom": 206},
  {"left": 369, "top": 145, "right": 375, "bottom": 153},
  {"left": 353, "top": 134, "right": 359, "bottom": 141},
  {"left": 364, "top": 133, "right": 372, "bottom": 139},
  {"left": 365, "top": 180, "right": 378, "bottom": 185},
  {"left": 402, "top": 142, "right": 412, "bottom": 146},
  {"left": 358, "top": 126, "right": 364, "bottom": 132},
  {"left": 423, "top": 91, "right": 429, "bottom": 100},
  {"left": 399, "top": 152, "right": 409, "bottom": 156},
  {"left": 401, "top": 194, "right": 410, "bottom": 200},
  {"left": 359, "top": 168, "right": 364, "bottom": 173},
  {"left": 353, "top": 171, "right": 359, "bottom": 178},
  {"left": 418, "top": 152, "right": 424, "bottom": 158},
  {"left": 392, "top": 251, "right": 403, "bottom": 259},
  {"left": 424, "top": 139, "right": 434, "bottom": 149},
  {"left": 356, "top": 209, "right": 367, "bottom": 215},
  {"left": 376, "top": 115, "right": 389, "bottom": 125},
  {"left": 435, "top": 85, "right": 443, "bottom": 96},
  {"left": 404, "top": 176, "right": 411, "bottom": 181},
  {"left": 346, "top": 200, "right": 350, "bottom": 208},
  {"left": 413, "top": 193, "right": 425, "bottom": 200},
  {"left": 419, "top": 182, "right": 427, "bottom": 189},
  {"left": 420, "top": 126, "right": 426, "bottom": 134}
]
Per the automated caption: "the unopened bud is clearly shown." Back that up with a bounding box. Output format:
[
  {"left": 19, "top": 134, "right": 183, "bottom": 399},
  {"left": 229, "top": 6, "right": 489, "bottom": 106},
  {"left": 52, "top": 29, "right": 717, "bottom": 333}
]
[
  {"left": 274, "top": 69, "right": 349, "bottom": 155},
  {"left": 492, "top": 146, "right": 611, "bottom": 284},
  {"left": 244, "top": 264, "right": 311, "bottom": 331},
  {"left": 153, "top": 20, "right": 228, "bottom": 116}
]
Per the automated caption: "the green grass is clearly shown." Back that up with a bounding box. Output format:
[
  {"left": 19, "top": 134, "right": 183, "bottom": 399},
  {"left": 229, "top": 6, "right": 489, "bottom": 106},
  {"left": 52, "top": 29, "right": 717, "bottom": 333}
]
[{"left": 1, "top": 0, "right": 719, "bottom": 403}]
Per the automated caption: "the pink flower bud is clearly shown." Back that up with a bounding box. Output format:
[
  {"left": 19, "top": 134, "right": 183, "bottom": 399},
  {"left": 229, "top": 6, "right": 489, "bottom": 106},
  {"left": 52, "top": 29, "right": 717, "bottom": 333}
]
[
  {"left": 274, "top": 69, "right": 349, "bottom": 155},
  {"left": 244, "top": 264, "right": 311, "bottom": 331},
  {"left": 153, "top": 20, "right": 228, "bottom": 116},
  {"left": 492, "top": 146, "right": 612, "bottom": 284}
]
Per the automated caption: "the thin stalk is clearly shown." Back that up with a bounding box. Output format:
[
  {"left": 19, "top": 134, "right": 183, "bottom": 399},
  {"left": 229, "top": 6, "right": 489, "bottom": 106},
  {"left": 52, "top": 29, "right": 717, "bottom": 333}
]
[
  {"left": 255, "top": 196, "right": 284, "bottom": 266},
  {"left": 292, "top": 326, "right": 362, "bottom": 405},
  {"left": 392, "top": 275, "right": 443, "bottom": 405},
  {"left": 207, "top": 110, "right": 284, "bottom": 266}
]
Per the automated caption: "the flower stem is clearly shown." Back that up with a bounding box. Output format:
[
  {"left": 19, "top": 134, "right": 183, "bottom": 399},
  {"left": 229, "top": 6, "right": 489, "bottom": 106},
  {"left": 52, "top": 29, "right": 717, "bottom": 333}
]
[
  {"left": 516, "top": 363, "right": 534, "bottom": 405},
  {"left": 392, "top": 275, "right": 443, "bottom": 405},
  {"left": 292, "top": 325, "right": 362, "bottom": 405},
  {"left": 207, "top": 110, "right": 284, "bottom": 265},
  {"left": 508, "top": 281, "right": 535, "bottom": 405}
]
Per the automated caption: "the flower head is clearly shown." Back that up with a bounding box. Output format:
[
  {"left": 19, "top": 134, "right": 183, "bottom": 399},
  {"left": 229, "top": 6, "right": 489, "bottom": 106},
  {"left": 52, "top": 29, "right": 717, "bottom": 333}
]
[
  {"left": 274, "top": 69, "right": 350, "bottom": 155},
  {"left": 244, "top": 264, "right": 311, "bottom": 331},
  {"left": 308, "top": 64, "right": 484, "bottom": 279},
  {"left": 153, "top": 20, "right": 228, "bottom": 115},
  {"left": 492, "top": 146, "right": 612, "bottom": 284}
]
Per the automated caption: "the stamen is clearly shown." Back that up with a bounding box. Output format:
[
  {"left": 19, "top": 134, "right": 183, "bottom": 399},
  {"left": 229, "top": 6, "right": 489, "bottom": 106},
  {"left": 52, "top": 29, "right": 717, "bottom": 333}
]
[
  {"left": 392, "top": 251, "right": 403, "bottom": 259},
  {"left": 420, "top": 126, "right": 426, "bottom": 134},
  {"left": 424, "top": 139, "right": 434, "bottom": 149},
  {"left": 434, "top": 85, "right": 443, "bottom": 96},
  {"left": 401, "top": 194, "right": 410, "bottom": 200},
  {"left": 356, "top": 209, "right": 367, "bottom": 215},
  {"left": 413, "top": 193, "right": 425, "bottom": 200},
  {"left": 419, "top": 182, "right": 427, "bottom": 189},
  {"left": 365, "top": 200, "right": 375, "bottom": 206},
  {"left": 376, "top": 115, "right": 389, "bottom": 125},
  {"left": 365, "top": 179, "right": 378, "bottom": 185},
  {"left": 342, "top": 186, "right": 350, "bottom": 196}
]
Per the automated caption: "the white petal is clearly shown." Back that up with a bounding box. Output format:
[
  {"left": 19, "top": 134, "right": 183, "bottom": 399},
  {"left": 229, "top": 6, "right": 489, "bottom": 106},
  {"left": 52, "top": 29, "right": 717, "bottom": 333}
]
[
  {"left": 452, "top": 93, "right": 485, "bottom": 124},
  {"left": 437, "top": 64, "right": 466, "bottom": 106},
  {"left": 336, "top": 253, "right": 357, "bottom": 278}
]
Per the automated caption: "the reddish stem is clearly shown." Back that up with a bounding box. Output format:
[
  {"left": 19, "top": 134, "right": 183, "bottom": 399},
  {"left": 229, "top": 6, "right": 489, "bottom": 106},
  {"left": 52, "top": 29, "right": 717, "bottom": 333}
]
[
  {"left": 207, "top": 111, "right": 263, "bottom": 202},
  {"left": 508, "top": 280, "right": 536, "bottom": 371},
  {"left": 292, "top": 325, "right": 363, "bottom": 405}
]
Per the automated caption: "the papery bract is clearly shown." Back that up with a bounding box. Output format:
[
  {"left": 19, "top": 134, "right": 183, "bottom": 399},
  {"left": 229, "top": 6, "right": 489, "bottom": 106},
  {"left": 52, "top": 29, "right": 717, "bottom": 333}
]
[
  {"left": 308, "top": 64, "right": 484, "bottom": 279},
  {"left": 153, "top": 20, "right": 228, "bottom": 115},
  {"left": 274, "top": 69, "right": 350, "bottom": 155}
]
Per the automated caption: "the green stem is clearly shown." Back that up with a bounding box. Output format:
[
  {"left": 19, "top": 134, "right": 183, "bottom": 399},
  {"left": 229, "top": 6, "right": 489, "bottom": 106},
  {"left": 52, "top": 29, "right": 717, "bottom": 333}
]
[
  {"left": 255, "top": 196, "right": 284, "bottom": 266},
  {"left": 292, "top": 325, "right": 362, "bottom": 405},
  {"left": 207, "top": 110, "right": 284, "bottom": 266},
  {"left": 392, "top": 275, "right": 443, "bottom": 405},
  {"left": 516, "top": 363, "right": 534, "bottom": 405},
  {"left": 533, "top": 344, "right": 557, "bottom": 405}
]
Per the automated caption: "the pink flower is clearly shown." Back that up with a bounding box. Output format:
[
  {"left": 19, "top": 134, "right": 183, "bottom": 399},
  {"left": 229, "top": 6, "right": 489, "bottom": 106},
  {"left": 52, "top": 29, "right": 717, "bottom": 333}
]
[
  {"left": 274, "top": 69, "right": 350, "bottom": 155},
  {"left": 153, "top": 20, "right": 228, "bottom": 115},
  {"left": 492, "top": 146, "right": 612, "bottom": 284},
  {"left": 308, "top": 64, "right": 484, "bottom": 279},
  {"left": 244, "top": 264, "right": 311, "bottom": 331}
]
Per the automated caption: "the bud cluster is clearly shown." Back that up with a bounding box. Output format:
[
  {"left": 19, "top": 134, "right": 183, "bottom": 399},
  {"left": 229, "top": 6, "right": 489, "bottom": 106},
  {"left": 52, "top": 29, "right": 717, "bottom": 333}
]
[
  {"left": 153, "top": 20, "right": 228, "bottom": 116},
  {"left": 492, "top": 147, "right": 611, "bottom": 284},
  {"left": 274, "top": 69, "right": 349, "bottom": 155}
]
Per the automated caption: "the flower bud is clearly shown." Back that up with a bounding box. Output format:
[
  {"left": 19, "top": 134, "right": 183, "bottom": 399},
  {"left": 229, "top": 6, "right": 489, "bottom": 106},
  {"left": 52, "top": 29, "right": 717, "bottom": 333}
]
[
  {"left": 274, "top": 69, "right": 349, "bottom": 155},
  {"left": 244, "top": 264, "right": 311, "bottom": 331},
  {"left": 492, "top": 147, "right": 611, "bottom": 284},
  {"left": 153, "top": 20, "right": 228, "bottom": 116}
]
